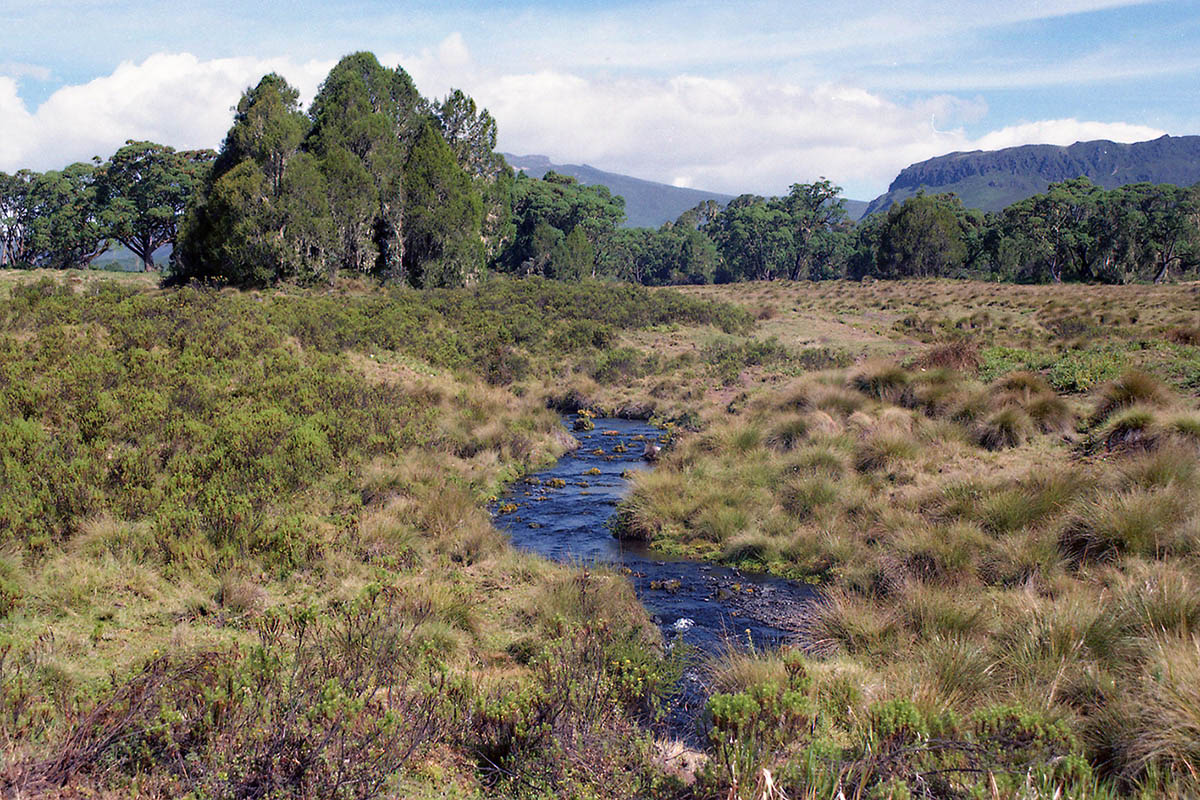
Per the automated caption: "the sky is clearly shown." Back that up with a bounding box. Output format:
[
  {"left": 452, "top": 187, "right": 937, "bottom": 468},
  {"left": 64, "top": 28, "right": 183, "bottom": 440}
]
[{"left": 1, "top": 0, "right": 1197, "bottom": 199}]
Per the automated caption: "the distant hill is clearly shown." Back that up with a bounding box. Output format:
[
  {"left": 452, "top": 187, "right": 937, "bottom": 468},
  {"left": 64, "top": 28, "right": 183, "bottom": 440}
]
[
  {"left": 504, "top": 154, "right": 868, "bottom": 226},
  {"left": 503, "top": 154, "right": 734, "bottom": 228},
  {"left": 864, "top": 134, "right": 1200, "bottom": 216}
]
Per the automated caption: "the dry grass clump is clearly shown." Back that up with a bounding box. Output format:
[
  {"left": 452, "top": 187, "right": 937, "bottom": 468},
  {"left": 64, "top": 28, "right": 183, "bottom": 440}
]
[
  {"left": 779, "top": 475, "right": 841, "bottom": 520},
  {"left": 848, "top": 361, "right": 911, "bottom": 404},
  {"left": 1058, "top": 487, "right": 1195, "bottom": 563},
  {"left": 978, "top": 468, "right": 1093, "bottom": 535},
  {"left": 803, "top": 587, "right": 903, "bottom": 657},
  {"left": 975, "top": 406, "right": 1035, "bottom": 450},
  {"left": 904, "top": 368, "right": 970, "bottom": 416},
  {"left": 1092, "top": 369, "right": 1173, "bottom": 424},
  {"left": 911, "top": 339, "right": 980, "bottom": 372},
  {"left": 1164, "top": 325, "right": 1200, "bottom": 346},
  {"left": 1118, "top": 443, "right": 1200, "bottom": 490},
  {"left": 764, "top": 414, "right": 809, "bottom": 452},
  {"left": 1093, "top": 405, "right": 1160, "bottom": 453},
  {"left": 1113, "top": 561, "right": 1200, "bottom": 637},
  {"left": 854, "top": 426, "right": 920, "bottom": 472},
  {"left": 1122, "top": 635, "right": 1200, "bottom": 785},
  {"left": 1023, "top": 391, "right": 1076, "bottom": 434},
  {"left": 984, "top": 371, "right": 1078, "bottom": 435}
]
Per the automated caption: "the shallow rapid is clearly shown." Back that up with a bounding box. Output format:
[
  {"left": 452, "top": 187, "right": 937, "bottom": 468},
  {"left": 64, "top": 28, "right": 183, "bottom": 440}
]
[{"left": 492, "top": 417, "right": 816, "bottom": 735}]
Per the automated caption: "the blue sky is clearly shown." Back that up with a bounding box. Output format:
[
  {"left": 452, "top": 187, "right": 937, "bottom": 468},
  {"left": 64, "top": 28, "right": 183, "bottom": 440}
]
[{"left": 1, "top": 0, "right": 1196, "bottom": 198}]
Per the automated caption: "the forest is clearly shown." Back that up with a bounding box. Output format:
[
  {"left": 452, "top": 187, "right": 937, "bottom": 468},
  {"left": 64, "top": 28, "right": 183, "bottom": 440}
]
[{"left": 3, "top": 53, "right": 1199, "bottom": 288}]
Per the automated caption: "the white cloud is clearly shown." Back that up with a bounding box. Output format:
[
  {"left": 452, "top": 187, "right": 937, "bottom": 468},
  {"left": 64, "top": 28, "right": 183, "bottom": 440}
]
[
  {"left": 971, "top": 119, "right": 1165, "bottom": 151},
  {"left": 0, "top": 43, "right": 1171, "bottom": 201},
  {"left": 0, "top": 53, "right": 334, "bottom": 171},
  {"left": 0, "top": 61, "right": 52, "bottom": 81}
]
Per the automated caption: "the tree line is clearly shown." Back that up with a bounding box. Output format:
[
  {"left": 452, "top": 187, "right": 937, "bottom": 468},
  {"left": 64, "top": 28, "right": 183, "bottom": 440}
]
[{"left": 3, "top": 50, "right": 1198, "bottom": 286}]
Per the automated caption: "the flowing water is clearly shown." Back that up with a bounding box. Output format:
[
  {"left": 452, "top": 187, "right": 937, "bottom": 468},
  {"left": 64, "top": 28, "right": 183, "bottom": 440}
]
[{"left": 492, "top": 417, "right": 816, "bottom": 738}]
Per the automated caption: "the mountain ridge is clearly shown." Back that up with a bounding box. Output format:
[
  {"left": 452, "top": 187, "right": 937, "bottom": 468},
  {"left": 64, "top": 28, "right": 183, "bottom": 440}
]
[
  {"left": 503, "top": 153, "right": 736, "bottom": 228},
  {"left": 864, "top": 134, "right": 1200, "bottom": 216}
]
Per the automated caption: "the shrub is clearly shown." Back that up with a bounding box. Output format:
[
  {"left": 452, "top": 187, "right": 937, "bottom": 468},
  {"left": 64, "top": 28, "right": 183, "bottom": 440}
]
[{"left": 1048, "top": 348, "right": 1126, "bottom": 393}]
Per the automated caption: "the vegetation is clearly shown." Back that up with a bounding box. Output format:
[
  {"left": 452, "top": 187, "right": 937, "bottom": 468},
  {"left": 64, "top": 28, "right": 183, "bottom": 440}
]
[
  {"left": 3, "top": 43, "right": 1200, "bottom": 800},
  {"left": 0, "top": 271, "right": 751, "bottom": 798},
  {"left": 4, "top": 53, "right": 1197, "bottom": 289},
  {"left": 612, "top": 278, "right": 1200, "bottom": 798}
]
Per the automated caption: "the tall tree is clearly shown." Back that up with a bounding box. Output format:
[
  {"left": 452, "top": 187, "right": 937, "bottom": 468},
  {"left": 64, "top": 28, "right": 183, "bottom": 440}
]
[
  {"left": 875, "top": 193, "right": 967, "bottom": 279},
  {"left": 782, "top": 179, "right": 848, "bottom": 280},
  {"left": 217, "top": 72, "right": 307, "bottom": 195},
  {"left": 0, "top": 170, "right": 38, "bottom": 267},
  {"left": 433, "top": 89, "right": 513, "bottom": 262},
  {"left": 502, "top": 172, "right": 624, "bottom": 276},
  {"left": 97, "top": 141, "right": 214, "bottom": 271},
  {"left": 401, "top": 123, "right": 484, "bottom": 287},
  {"left": 307, "top": 52, "right": 421, "bottom": 280},
  {"left": 705, "top": 195, "right": 792, "bottom": 281},
  {"left": 174, "top": 74, "right": 304, "bottom": 284},
  {"left": 28, "top": 163, "right": 110, "bottom": 269}
]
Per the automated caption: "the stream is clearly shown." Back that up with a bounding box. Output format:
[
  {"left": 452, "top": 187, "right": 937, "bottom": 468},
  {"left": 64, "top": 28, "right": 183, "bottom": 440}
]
[{"left": 491, "top": 417, "right": 816, "bottom": 738}]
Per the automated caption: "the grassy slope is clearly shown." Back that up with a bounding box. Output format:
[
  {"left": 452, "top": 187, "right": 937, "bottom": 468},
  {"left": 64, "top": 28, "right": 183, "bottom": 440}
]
[
  {"left": 0, "top": 270, "right": 751, "bottom": 799},
  {"left": 3, "top": 271, "right": 1200, "bottom": 798},
  {"left": 608, "top": 279, "right": 1200, "bottom": 798}
]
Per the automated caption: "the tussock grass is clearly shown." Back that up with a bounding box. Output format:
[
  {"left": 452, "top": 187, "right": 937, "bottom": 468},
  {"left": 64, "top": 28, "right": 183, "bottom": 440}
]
[
  {"left": 1058, "top": 487, "right": 1194, "bottom": 563},
  {"left": 848, "top": 361, "right": 910, "bottom": 403},
  {"left": 804, "top": 587, "right": 903, "bottom": 657},
  {"left": 976, "top": 406, "right": 1035, "bottom": 450},
  {"left": 1093, "top": 369, "right": 1173, "bottom": 423}
]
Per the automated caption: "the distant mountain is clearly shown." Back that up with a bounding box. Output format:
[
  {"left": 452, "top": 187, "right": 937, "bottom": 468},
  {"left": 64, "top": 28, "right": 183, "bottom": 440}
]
[
  {"left": 503, "top": 154, "right": 734, "bottom": 228},
  {"left": 504, "top": 154, "right": 869, "bottom": 226},
  {"left": 864, "top": 134, "right": 1200, "bottom": 216}
]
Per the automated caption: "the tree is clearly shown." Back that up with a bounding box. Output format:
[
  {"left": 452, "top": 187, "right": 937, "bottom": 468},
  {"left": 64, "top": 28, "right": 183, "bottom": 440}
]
[
  {"left": 174, "top": 74, "right": 305, "bottom": 285},
  {"left": 875, "top": 193, "right": 967, "bottom": 279},
  {"left": 0, "top": 170, "right": 39, "bottom": 267},
  {"left": 401, "top": 123, "right": 484, "bottom": 287},
  {"left": 217, "top": 73, "right": 307, "bottom": 196},
  {"left": 782, "top": 179, "right": 848, "bottom": 280},
  {"left": 1120, "top": 183, "right": 1199, "bottom": 283},
  {"left": 705, "top": 195, "right": 792, "bottom": 281},
  {"left": 98, "top": 141, "right": 214, "bottom": 271},
  {"left": 307, "top": 53, "right": 422, "bottom": 280},
  {"left": 502, "top": 172, "right": 624, "bottom": 276},
  {"left": 27, "top": 163, "right": 110, "bottom": 269},
  {"left": 993, "top": 178, "right": 1102, "bottom": 283},
  {"left": 433, "top": 89, "right": 513, "bottom": 262}
]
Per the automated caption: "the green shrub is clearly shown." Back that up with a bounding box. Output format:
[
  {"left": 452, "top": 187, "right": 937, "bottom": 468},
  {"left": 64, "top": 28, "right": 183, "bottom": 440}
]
[{"left": 1048, "top": 348, "right": 1126, "bottom": 393}]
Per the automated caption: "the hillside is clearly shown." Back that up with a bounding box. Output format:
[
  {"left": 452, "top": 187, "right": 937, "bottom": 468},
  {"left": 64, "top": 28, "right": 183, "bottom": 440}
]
[
  {"left": 504, "top": 153, "right": 734, "bottom": 228},
  {"left": 865, "top": 133, "right": 1200, "bottom": 215}
]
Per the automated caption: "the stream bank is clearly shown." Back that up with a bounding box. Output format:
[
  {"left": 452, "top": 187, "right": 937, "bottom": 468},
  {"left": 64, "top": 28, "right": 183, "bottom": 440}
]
[{"left": 492, "top": 417, "right": 816, "bottom": 737}]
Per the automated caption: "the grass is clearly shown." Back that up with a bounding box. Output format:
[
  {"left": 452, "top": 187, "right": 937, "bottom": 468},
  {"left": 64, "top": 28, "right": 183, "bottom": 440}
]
[
  {"left": 613, "top": 278, "right": 1200, "bottom": 797},
  {"left": 4, "top": 271, "right": 1200, "bottom": 799}
]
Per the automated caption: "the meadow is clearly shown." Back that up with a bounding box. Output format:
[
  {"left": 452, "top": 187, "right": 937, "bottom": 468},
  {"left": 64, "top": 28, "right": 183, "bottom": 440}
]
[{"left": 1, "top": 270, "right": 1198, "bottom": 798}]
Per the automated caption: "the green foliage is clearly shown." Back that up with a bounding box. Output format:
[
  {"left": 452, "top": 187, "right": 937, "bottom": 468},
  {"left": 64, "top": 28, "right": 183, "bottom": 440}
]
[
  {"left": 500, "top": 171, "right": 625, "bottom": 279},
  {"left": 174, "top": 53, "right": 491, "bottom": 288},
  {"left": 1048, "top": 347, "right": 1127, "bottom": 393},
  {"left": 97, "top": 141, "right": 215, "bottom": 270},
  {"left": 874, "top": 192, "right": 968, "bottom": 279},
  {"left": 402, "top": 123, "right": 484, "bottom": 287},
  {"left": 702, "top": 336, "right": 791, "bottom": 384}
]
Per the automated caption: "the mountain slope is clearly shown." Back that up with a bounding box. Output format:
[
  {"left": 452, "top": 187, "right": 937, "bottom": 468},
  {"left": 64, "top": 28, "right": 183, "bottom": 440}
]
[
  {"left": 504, "top": 154, "right": 734, "bottom": 228},
  {"left": 865, "top": 134, "right": 1200, "bottom": 216}
]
